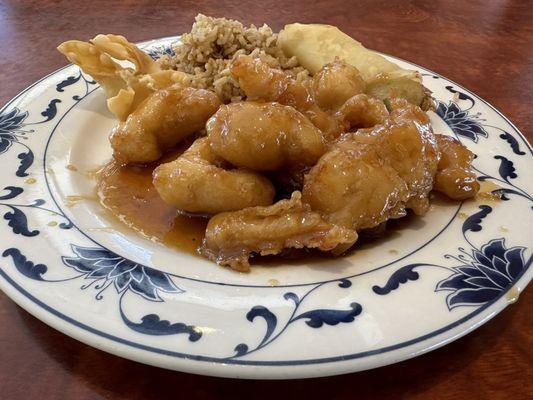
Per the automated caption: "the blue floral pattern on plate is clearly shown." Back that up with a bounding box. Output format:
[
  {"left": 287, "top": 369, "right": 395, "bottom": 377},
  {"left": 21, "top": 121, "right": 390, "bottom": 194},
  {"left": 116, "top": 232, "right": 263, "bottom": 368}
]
[
  {"left": 147, "top": 44, "right": 176, "bottom": 60},
  {"left": 436, "top": 238, "right": 528, "bottom": 309},
  {"left": 436, "top": 101, "right": 488, "bottom": 142},
  {"left": 62, "top": 245, "right": 184, "bottom": 301}
]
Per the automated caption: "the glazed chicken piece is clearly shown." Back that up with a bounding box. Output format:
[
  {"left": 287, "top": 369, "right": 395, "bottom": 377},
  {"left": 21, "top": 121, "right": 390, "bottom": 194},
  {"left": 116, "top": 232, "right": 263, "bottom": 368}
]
[
  {"left": 110, "top": 85, "right": 221, "bottom": 164},
  {"left": 302, "top": 135, "right": 410, "bottom": 230},
  {"left": 303, "top": 99, "right": 439, "bottom": 230},
  {"left": 384, "top": 98, "right": 440, "bottom": 214},
  {"left": 201, "top": 192, "right": 358, "bottom": 271},
  {"left": 153, "top": 138, "right": 274, "bottom": 214},
  {"left": 231, "top": 55, "right": 365, "bottom": 110},
  {"left": 336, "top": 93, "right": 389, "bottom": 130},
  {"left": 206, "top": 101, "right": 326, "bottom": 171},
  {"left": 230, "top": 54, "right": 314, "bottom": 110},
  {"left": 434, "top": 134, "right": 480, "bottom": 200},
  {"left": 313, "top": 59, "right": 366, "bottom": 110},
  {"left": 230, "top": 55, "right": 349, "bottom": 140}
]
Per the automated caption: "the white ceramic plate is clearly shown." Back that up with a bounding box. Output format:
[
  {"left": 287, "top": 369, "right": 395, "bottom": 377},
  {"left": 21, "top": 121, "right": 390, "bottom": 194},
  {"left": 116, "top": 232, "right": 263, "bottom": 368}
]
[{"left": 0, "top": 37, "right": 531, "bottom": 379}]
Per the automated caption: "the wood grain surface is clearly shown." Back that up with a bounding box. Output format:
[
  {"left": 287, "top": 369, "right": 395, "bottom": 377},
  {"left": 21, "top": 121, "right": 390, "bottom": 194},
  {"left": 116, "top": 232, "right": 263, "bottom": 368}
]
[{"left": 0, "top": 0, "right": 532, "bottom": 399}]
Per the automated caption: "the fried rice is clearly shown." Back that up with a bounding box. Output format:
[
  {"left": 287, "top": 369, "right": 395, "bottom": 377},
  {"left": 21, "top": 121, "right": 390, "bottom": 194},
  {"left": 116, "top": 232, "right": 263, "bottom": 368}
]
[{"left": 160, "top": 14, "right": 307, "bottom": 103}]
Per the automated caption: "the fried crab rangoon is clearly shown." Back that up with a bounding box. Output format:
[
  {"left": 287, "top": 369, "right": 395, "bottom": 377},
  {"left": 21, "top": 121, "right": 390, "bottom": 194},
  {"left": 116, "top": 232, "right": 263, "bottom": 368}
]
[
  {"left": 201, "top": 192, "right": 358, "bottom": 271},
  {"left": 206, "top": 101, "right": 326, "bottom": 171},
  {"left": 57, "top": 34, "right": 191, "bottom": 120},
  {"left": 153, "top": 138, "right": 275, "bottom": 215},
  {"left": 111, "top": 85, "right": 220, "bottom": 164}
]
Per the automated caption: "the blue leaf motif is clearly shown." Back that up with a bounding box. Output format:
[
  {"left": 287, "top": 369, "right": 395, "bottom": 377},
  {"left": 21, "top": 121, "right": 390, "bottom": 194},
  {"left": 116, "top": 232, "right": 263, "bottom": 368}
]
[
  {"left": 438, "top": 272, "right": 477, "bottom": 291},
  {"left": 472, "top": 262, "right": 512, "bottom": 289},
  {"left": 227, "top": 286, "right": 365, "bottom": 359},
  {"left": 447, "top": 287, "right": 501, "bottom": 308},
  {"left": 56, "top": 75, "right": 81, "bottom": 92},
  {"left": 462, "top": 205, "right": 492, "bottom": 234},
  {"left": 499, "top": 132, "right": 525, "bottom": 156},
  {"left": 142, "top": 266, "right": 181, "bottom": 294},
  {"left": 372, "top": 264, "right": 423, "bottom": 295},
  {"left": 0, "top": 186, "right": 23, "bottom": 200},
  {"left": 2, "top": 248, "right": 47, "bottom": 280},
  {"left": 4, "top": 206, "right": 39, "bottom": 236},
  {"left": 59, "top": 220, "right": 74, "bottom": 229},
  {"left": 490, "top": 188, "right": 533, "bottom": 205},
  {"left": 283, "top": 292, "right": 300, "bottom": 305},
  {"left": 503, "top": 247, "right": 526, "bottom": 279},
  {"left": 130, "top": 266, "right": 144, "bottom": 283},
  {"left": 31, "top": 199, "right": 46, "bottom": 207},
  {"left": 0, "top": 134, "right": 14, "bottom": 154},
  {"left": 245, "top": 306, "right": 277, "bottom": 347},
  {"left": 71, "top": 246, "right": 117, "bottom": 260},
  {"left": 40, "top": 99, "right": 62, "bottom": 122},
  {"left": 494, "top": 155, "right": 517, "bottom": 182},
  {"left": 62, "top": 258, "right": 98, "bottom": 274},
  {"left": 490, "top": 188, "right": 514, "bottom": 201},
  {"left": 120, "top": 311, "right": 202, "bottom": 342},
  {"left": 338, "top": 279, "right": 352, "bottom": 288},
  {"left": 444, "top": 86, "right": 475, "bottom": 106},
  {"left": 114, "top": 273, "right": 132, "bottom": 292},
  {"left": 292, "top": 302, "right": 362, "bottom": 328},
  {"left": 16, "top": 150, "right": 34, "bottom": 177},
  {"left": 108, "top": 260, "right": 137, "bottom": 278},
  {"left": 233, "top": 343, "right": 249, "bottom": 356},
  {"left": 232, "top": 305, "right": 278, "bottom": 357},
  {"left": 129, "top": 275, "right": 163, "bottom": 301}
]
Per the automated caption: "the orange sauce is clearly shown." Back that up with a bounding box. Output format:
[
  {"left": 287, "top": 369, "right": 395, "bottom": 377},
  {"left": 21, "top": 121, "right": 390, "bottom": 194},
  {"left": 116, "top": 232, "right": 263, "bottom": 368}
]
[
  {"left": 93, "top": 149, "right": 478, "bottom": 265},
  {"left": 96, "top": 153, "right": 208, "bottom": 256},
  {"left": 476, "top": 180, "right": 502, "bottom": 203}
]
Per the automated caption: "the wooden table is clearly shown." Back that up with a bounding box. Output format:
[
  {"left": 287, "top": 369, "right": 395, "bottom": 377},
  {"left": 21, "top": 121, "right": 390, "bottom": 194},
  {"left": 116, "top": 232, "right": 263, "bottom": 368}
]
[{"left": 1, "top": 1, "right": 532, "bottom": 398}]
